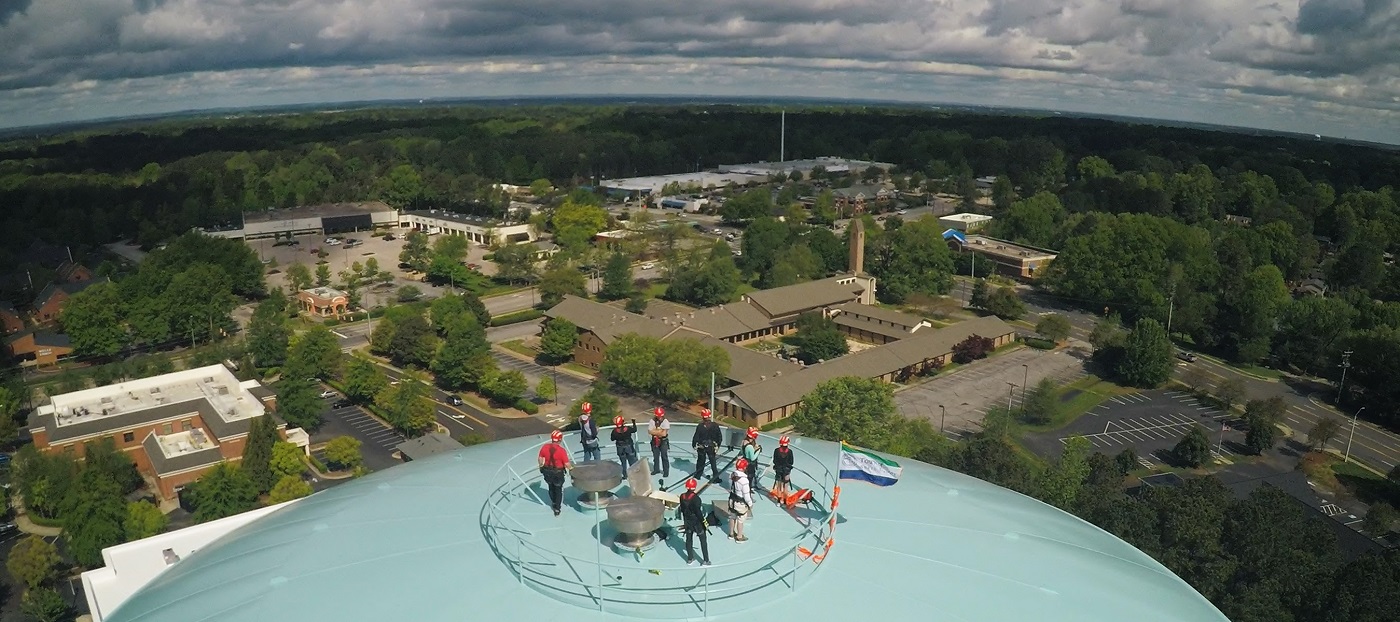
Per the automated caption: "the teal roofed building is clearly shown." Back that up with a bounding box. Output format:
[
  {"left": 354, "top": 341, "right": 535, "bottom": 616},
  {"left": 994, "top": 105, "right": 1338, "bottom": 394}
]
[{"left": 85, "top": 426, "right": 1228, "bottom": 622}]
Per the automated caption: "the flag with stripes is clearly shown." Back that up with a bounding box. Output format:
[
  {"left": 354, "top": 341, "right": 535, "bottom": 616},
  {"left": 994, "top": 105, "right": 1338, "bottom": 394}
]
[{"left": 838, "top": 442, "right": 902, "bottom": 487}]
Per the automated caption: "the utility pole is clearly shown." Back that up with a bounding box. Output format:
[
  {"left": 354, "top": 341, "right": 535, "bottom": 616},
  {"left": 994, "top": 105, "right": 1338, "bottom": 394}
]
[
  {"left": 780, "top": 110, "right": 786, "bottom": 163},
  {"left": 1006, "top": 382, "right": 1017, "bottom": 412},
  {"left": 1021, "top": 364, "right": 1029, "bottom": 411},
  {"left": 1345, "top": 406, "right": 1366, "bottom": 463},
  {"left": 1337, "top": 350, "right": 1353, "bottom": 404},
  {"left": 939, "top": 404, "right": 946, "bottom": 433},
  {"left": 1166, "top": 280, "right": 1176, "bottom": 339}
]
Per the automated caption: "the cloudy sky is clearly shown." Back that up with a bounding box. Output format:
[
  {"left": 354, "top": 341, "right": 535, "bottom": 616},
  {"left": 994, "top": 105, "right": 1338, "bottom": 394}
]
[{"left": 1, "top": 0, "right": 1398, "bottom": 142}]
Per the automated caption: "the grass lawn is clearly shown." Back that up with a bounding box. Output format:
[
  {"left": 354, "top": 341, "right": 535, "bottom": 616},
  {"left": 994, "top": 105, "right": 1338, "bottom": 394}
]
[
  {"left": 500, "top": 339, "right": 539, "bottom": 358},
  {"left": 461, "top": 391, "right": 501, "bottom": 415},
  {"left": 1019, "top": 375, "right": 1137, "bottom": 433},
  {"left": 1299, "top": 452, "right": 1399, "bottom": 506},
  {"left": 561, "top": 362, "right": 596, "bottom": 377},
  {"left": 1229, "top": 363, "right": 1286, "bottom": 380},
  {"left": 644, "top": 281, "right": 669, "bottom": 299},
  {"left": 477, "top": 282, "right": 530, "bottom": 298}
]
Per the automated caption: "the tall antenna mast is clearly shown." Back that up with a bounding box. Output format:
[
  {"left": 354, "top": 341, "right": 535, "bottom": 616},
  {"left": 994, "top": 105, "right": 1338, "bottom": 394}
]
[{"left": 780, "top": 109, "right": 786, "bottom": 162}]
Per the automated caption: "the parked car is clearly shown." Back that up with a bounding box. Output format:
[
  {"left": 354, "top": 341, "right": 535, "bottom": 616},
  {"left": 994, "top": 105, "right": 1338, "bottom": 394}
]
[
  {"left": 447, "top": 395, "right": 464, "bottom": 406},
  {"left": 1176, "top": 351, "right": 1198, "bottom": 363},
  {"left": 319, "top": 390, "right": 337, "bottom": 399},
  {"left": 384, "top": 234, "right": 397, "bottom": 241},
  {"left": 640, "top": 262, "right": 655, "bottom": 270},
  {"left": 897, "top": 209, "right": 908, "bottom": 215},
  {"left": 466, "top": 263, "right": 481, "bottom": 270},
  {"left": 331, "top": 400, "right": 352, "bottom": 409}
]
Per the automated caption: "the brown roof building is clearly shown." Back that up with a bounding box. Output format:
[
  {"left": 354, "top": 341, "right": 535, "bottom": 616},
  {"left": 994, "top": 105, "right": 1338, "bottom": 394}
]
[
  {"left": 4, "top": 329, "right": 73, "bottom": 367},
  {"left": 33, "top": 278, "right": 107, "bottom": 324},
  {"left": 830, "top": 302, "right": 931, "bottom": 344},
  {"left": 714, "top": 315, "right": 1016, "bottom": 425},
  {"left": 56, "top": 261, "right": 95, "bottom": 283},
  {"left": 28, "top": 364, "right": 290, "bottom": 500},
  {"left": 0, "top": 301, "right": 22, "bottom": 335}
]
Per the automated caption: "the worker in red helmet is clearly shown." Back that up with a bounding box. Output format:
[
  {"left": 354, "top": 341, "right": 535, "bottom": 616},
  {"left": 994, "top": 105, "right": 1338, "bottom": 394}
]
[
  {"left": 691, "top": 408, "right": 723, "bottom": 483},
  {"left": 648, "top": 406, "right": 671, "bottom": 478},
  {"left": 537, "top": 430, "right": 573, "bottom": 516},
  {"left": 678, "top": 478, "right": 710, "bottom": 565},
  {"left": 610, "top": 415, "right": 637, "bottom": 470},
  {"left": 771, "top": 436, "right": 794, "bottom": 498},
  {"left": 729, "top": 458, "right": 754, "bottom": 542},
  {"left": 741, "top": 427, "right": 761, "bottom": 485},
  {"left": 578, "top": 402, "right": 600, "bottom": 462}
]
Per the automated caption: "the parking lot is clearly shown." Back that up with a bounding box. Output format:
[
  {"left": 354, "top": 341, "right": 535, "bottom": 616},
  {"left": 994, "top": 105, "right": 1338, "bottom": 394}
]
[
  {"left": 1024, "top": 389, "right": 1245, "bottom": 467},
  {"left": 310, "top": 398, "right": 405, "bottom": 473},
  {"left": 896, "top": 345, "right": 1089, "bottom": 437},
  {"left": 249, "top": 230, "right": 478, "bottom": 304}
]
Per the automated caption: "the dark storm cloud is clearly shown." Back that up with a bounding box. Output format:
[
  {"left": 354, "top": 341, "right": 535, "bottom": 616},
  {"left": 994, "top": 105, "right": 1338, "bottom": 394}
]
[
  {"left": 1296, "top": 0, "right": 1370, "bottom": 33},
  {"left": 0, "top": 0, "right": 31, "bottom": 24}
]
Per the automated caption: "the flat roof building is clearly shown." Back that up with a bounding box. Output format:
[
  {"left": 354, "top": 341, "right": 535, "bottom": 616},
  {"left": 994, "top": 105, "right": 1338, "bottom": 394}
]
[
  {"left": 938, "top": 213, "right": 994, "bottom": 232},
  {"left": 28, "top": 364, "right": 293, "bottom": 499},
  {"left": 718, "top": 157, "right": 893, "bottom": 177},
  {"left": 85, "top": 430, "right": 1229, "bottom": 622},
  {"left": 944, "top": 230, "right": 1057, "bottom": 280},
  {"left": 206, "top": 202, "right": 398, "bottom": 241},
  {"left": 296, "top": 287, "right": 351, "bottom": 318},
  {"left": 601, "top": 171, "right": 766, "bottom": 196},
  {"left": 399, "top": 210, "right": 535, "bottom": 246}
]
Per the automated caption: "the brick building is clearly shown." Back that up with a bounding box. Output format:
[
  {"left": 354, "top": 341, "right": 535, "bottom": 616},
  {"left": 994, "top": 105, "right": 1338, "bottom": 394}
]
[
  {"left": 4, "top": 329, "right": 73, "bottom": 367},
  {"left": 33, "top": 278, "right": 106, "bottom": 323},
  {"left": 0, "top": 301, "right": 22, "bottom": 335},
  {"left": 28, "top": 364, "right": 294, "bottom": 500},
  {"left": 296, "top": 287, "right": 351, "bottom": 318}
]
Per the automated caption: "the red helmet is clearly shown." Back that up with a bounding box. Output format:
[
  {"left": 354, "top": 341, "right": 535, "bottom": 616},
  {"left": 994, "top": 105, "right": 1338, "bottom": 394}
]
[
  {"left": 746, "top": 427, "right": 758, "bottom": 439},
  {"left": 701, "top": 409, "right": 712, "bottom": 419},
  {"left": 581, "top": 402, "right": 592, "bottom": 414},
  {"left": 654, "top": 407, "right": 665, "bottom": 417},
  {"left": 736, "top": 458, "right": 749, "bottom": 471},
  {"left": 685, "top": 478, "right": 698, "bottom": 491},
  {"left": 550, "top": 430, "right": 563, "bottom": 442},
  {"left": 779, "top": 436, "right": 790, "bottom": 446}
]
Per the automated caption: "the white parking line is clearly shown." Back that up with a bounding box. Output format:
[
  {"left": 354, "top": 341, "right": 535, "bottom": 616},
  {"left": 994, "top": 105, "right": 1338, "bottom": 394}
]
[{"left": 331, "top": 330, "right": 348, "bottom": 338}]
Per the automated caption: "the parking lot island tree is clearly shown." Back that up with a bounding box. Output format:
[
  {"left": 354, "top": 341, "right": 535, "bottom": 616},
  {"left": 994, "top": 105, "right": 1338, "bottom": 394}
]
[
  {"left": 1117, "top": 318, "right": 1174, "bottom": 388},
  {"left": 7, "top": 535, "right": 61, "bottom": 590},
  {"left": 324, "top": 436, "right": 364, "bottom": 471},
  {"left": 268, "top": 475, "right": 314, "bottom": 504},
  {"left": 1172, "top": 426, "right": 1213, "bottom": 468},
  {"left": 539, "top": 318, "right": 578, "bottom": 365},
  {"left": 1035, "top": 314, "right": 1073, "bottom": 343},
  {"left": 269, "top": 441, "right": 306, "bottom": 481}
]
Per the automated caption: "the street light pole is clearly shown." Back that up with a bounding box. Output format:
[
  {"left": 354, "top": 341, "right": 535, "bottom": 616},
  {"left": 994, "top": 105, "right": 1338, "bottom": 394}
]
[
  {"left": 1337, "top": 350, "right": 1353, "bottom": 405},
  {"left": 1006, "top": 382, "right": 1016, "bottom": 412},
  {"left": 1345, "top": 406, "right": 1366, "bottom": 463},
  {"left": 939, "top": 404, "right": 946, "bottom": 433}
]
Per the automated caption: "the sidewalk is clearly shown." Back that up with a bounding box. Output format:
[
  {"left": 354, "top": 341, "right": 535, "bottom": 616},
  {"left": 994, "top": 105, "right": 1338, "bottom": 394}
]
[{"left": 11, "top": 496, "right": 62, "bottom": 537}]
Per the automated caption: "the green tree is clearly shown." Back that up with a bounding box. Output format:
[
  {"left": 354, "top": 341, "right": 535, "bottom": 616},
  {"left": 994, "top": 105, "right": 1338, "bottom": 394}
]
[
  {"left": 124, "top": 500, "right": 168, "bottom": 541},
  {"left": 397, "top": 285, "right": 423, "bottom": 302},
  {"left": 1035, "top": 314, "right": 1072, "bottom": 342},
  {"left": 1117, "top": 318, "right": 1173, "bottom": 388},
  {"left": 315, "top": 263, "right": 331, "bottom": 287},
  {"left": 1041, "top": 436, "right": 1091, "bottom": 510},
  {"left": 1363, "top": 503, "right": 1398, "bottom": 538},
  {"left": 969, "top": 278, "right": 990, "bottom": 310},
  {"left": 998, "top": 192, "right": 1065, "bottom": 248},
  {"left": 720, "top": 188, "right": 773, "bottom": 222},
  {"left": 240, "top": 415, "right": 279, "bottom": 493},
  {"left": 665, "top": 241, "right": 742, "bottom": 307},
  {"left": 287, "top": 326, "right": 342, "bottom": 379},
  {"left": 374, "top": 374, "right": 436, "bottom": 436},
  {"left": 399, "top": 231, "right": 431, "bottom": 272},
  {"left": 324, "top": 436, "right": 363, "bottom": 471},
  {"left": 342, "top": 356, "right": 388, "bottom": 404},
  {"left": 984, "top": 287, "right": 1026, "bottom": 320},
  {"left": 387, "top": 313, "right": 438, "bottom": 368},
  {"left": 273, "top": 372, "right": 322, "bottom": 430},
  {"left": 599, "top": 334, "right": 729, "bottom": 402},
  {"left": 536, "top": 375, "right": 557, "bottom": 402},
  {"left": 1020, "top": 378, "right": 1058, "bottom": 425},
  {"left": 269, "top": 441, "right": 306, "bottom": 481},
  {"left": 60, "top": 281, "right": 126, "bottom": 356},
  {"left": 268, "top": 475, "right": 314, "bottom": 504},
  {"left": 7, "top": 535, "right": 61, "bottom": 589},
  {"left": 599, "top": 251, "right": 634, "bottom": 301},
  {"left": 789, "top": 312, "right": 849, "bottom": 364},
  {"left": 286, "top": 262, "right": 313, "bottom": 291},
  {"left": 248, "top": 298, "right": 290, "bottom": 367},
  {"left": 432, "top": 315, "right": 490, "bottom": 389},
  {"left": 1220, "top": 265, "right": 1290, "bottom": 363},
  {"left": 20, "top": 587, "right": 69, "bottom": 622},
  {"left": 553, "top": 199, "right": 610, "bottom": 251},
  {"left": 483, "top": 369, "right": 528, "bottom": 405},
  {"left": 531, "top": 318, "right": 575, "bottom": 368},
  {"left": 382, "top": 164, "right": 425, "bottom": 207},
  {"left": 792, "top": 377, "right": 897, "bottom": 450},
  {"left": 431, "top": 234, "right": 471, "bottom": 263},
  {"left": 189, "top": 463, "right": 258, "bottom": 523},
  {"left": 1308, "top": 418, "right": 1341, "bottom": 450},
  {"left": 991, "top": 175, "right": 1015, "bottom": 211},
  {"left": 1215, "top": 377, "right": 1247, "bottom": 412},
  {"left": 493, "top": 243, "right": 538, "bottom": 284},
  {"left": 539, "top": 265, "right": 587, "bottom": 307},
  {"left": 1173, "top": 426, "right": 1212, "bottom": 468},
  {"left": 1275, "top": 297, "right": 1356, "bottom": 375},
  {"left": 1077, "top": 156, "right": 1116, "bottom": 180},
  {"left": 1244, "top": 417, "right": 1278, "bottom": 455},
  {"left": 431, "top": 293, "right": 490, "bottom": 333},
  {"left": 61, "top": 468, "right": 127, "bottom": 567}
]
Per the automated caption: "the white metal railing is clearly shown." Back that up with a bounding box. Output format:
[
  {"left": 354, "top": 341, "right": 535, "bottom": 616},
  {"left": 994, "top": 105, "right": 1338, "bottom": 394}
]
[{"left": 482, "top": 425, "right": 837, "bottom": 618}]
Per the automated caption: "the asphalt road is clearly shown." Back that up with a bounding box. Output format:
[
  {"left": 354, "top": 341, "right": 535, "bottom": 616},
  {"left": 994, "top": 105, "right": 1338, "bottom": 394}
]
[
  {"left": 1012, "top": 283, "right": 1400, "bottom": 473},
  {"left": 364, "top": 358, "right": 552, "bottom": 442}
]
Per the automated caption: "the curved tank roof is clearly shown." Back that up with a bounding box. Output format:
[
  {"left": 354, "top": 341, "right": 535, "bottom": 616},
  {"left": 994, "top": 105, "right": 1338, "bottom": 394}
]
[{"left": 105, "top": 428, "right": 1227, "bottom": 622}]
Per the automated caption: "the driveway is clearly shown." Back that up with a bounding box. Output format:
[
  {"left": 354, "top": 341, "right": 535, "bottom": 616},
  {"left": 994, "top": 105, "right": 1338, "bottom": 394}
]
[
  {"left": 896, "top": 345, "right": 1089, "bottom": 437},
  {"left": 1023, "top": 389, "right": 1243, "bottom": 468}
]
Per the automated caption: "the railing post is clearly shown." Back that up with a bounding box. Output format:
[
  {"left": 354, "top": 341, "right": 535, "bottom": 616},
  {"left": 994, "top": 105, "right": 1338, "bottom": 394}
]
[
  {"left": 704, "top": 567, "right": 710, "bottom": 618},
  {"left": 516, "top": 535, "right": 523, "bottom": 585},
  {"left": 791, "top": 546, "right": 798, "bottom": 592}
]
